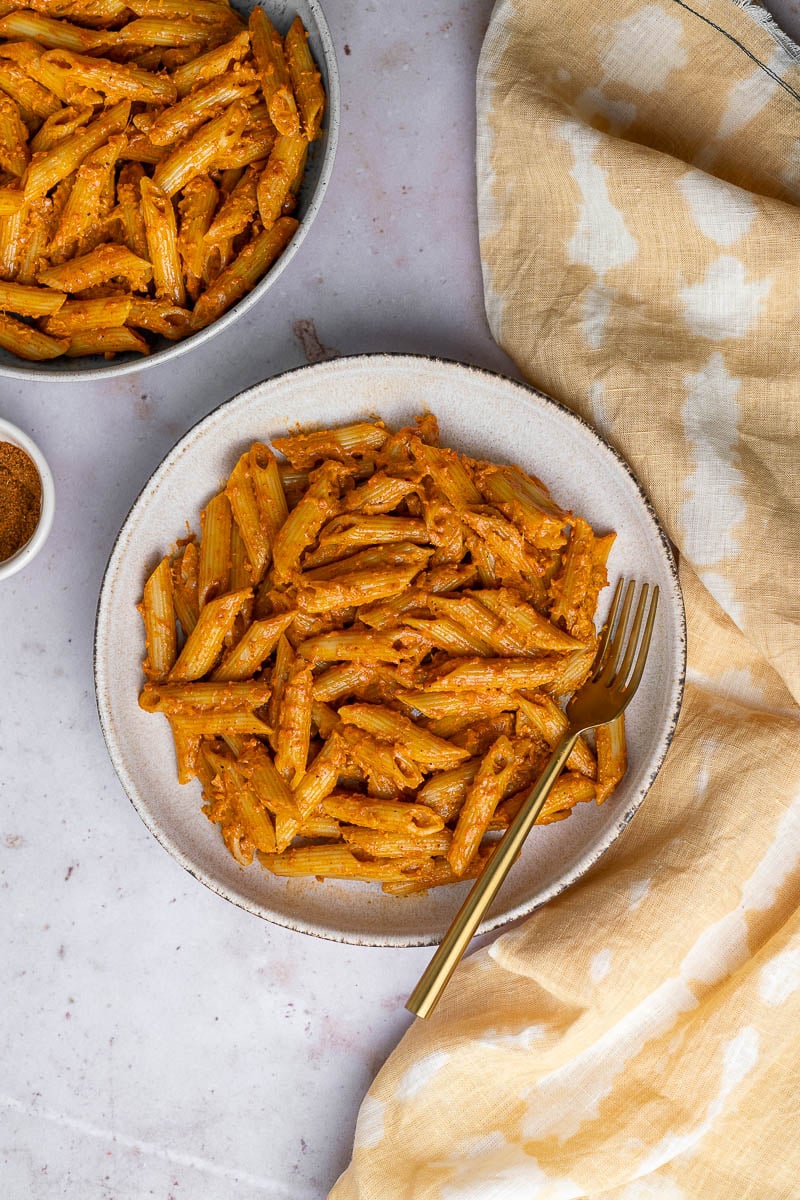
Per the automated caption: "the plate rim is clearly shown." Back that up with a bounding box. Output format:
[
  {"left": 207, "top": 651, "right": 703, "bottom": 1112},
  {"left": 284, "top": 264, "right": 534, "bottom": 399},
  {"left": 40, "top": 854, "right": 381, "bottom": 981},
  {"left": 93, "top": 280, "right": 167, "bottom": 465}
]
[{"left": 94, "top": 352, "right": 687, "bottom": 946}]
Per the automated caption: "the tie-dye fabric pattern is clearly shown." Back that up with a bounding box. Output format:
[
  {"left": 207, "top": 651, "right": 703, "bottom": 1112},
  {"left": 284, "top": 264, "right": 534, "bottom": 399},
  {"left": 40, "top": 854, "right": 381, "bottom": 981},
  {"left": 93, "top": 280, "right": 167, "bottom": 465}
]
[{"left": 330, "top": 2, "right": 800, "bottom": 1195}]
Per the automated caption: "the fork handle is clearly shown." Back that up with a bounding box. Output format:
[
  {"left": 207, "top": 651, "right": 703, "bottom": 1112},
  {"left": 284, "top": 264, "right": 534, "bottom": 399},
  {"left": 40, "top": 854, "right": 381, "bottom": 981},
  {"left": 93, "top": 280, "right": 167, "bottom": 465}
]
[{"left": 406, "top": 731, "right": 578, "bottom": 1019}]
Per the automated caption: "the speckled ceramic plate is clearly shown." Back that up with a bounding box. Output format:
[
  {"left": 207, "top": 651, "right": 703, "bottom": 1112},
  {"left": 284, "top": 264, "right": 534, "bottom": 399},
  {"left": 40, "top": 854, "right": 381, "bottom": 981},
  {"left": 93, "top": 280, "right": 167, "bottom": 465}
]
[{"left": 94, "top": 355, "right": 685, "bottom": 946}]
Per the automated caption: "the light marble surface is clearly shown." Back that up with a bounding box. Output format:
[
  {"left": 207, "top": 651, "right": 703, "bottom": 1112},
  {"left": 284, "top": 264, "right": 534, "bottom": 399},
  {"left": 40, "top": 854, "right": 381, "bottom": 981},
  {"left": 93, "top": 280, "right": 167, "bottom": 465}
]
[
  {"left": 0, "top": 2, "right": 515, "bottom": 1197},
  {"left": 3, "top": 0, "right": 799, "bottom": 1196}
]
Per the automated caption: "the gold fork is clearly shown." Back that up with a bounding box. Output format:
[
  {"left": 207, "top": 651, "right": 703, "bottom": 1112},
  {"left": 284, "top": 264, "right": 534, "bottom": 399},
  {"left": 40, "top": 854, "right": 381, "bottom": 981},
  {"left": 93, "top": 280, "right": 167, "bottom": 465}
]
[{"left": 406, "top": 578, "right": 659, "bottom": 1020}]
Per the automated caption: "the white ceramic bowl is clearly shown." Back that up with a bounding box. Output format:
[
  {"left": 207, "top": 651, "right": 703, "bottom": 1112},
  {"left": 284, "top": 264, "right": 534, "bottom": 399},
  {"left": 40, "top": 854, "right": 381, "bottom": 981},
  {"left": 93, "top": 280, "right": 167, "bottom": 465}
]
[
  {"left": 0, "top": 0, "right": 339, "bottom": 382},
  {"left": 94, "top": 355, "right": 686, "bottom": 945},
  {"left": 0, "top": 417, "right": 55, "bottom": 581}
]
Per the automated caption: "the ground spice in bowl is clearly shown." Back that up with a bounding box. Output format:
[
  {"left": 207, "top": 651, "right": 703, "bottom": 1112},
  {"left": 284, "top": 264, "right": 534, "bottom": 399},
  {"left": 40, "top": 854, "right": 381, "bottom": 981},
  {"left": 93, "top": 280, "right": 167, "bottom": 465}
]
[{"left": 0, "top": 441, "right": 42, "bottom": 562}]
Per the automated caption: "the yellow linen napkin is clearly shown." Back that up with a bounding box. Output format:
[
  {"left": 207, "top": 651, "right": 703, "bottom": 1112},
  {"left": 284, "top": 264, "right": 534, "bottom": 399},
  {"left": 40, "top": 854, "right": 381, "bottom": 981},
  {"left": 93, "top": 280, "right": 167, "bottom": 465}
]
[{"left": 331, "top": 1, "right": 800, "bottom": 1195}]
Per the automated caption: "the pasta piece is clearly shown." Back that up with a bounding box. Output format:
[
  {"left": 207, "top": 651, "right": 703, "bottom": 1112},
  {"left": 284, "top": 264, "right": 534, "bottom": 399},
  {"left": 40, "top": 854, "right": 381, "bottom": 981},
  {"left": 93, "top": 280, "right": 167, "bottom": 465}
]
[
  {"left": 224, "top": 449, "right": 269, "bottom": 583},
  {"left": 338, "top": 703, "right": 470, "bottom": 771},
  {"left": 0, "top": 187, "right": 22, "bottom": 216},
  {"left": 161, "top": 709, "right": 271, "bottom": 737},
  {"left": 412, "top": 441, "right": 481, "bottom": 508},
  {"left": 274, "top": 658, "right": 314, "bottom": 788},
  {"left": 296, "top": 563, "right": 423, "bottom": 613},
  {"left": 239, "top": 740, "right": 302, "bottom": 849},
  {"left": 15, "top": 195, "right": 54, "bottom": 285},
  {"left": 292, "top": 731, "right": 345, "bottom": 817},
  {"left": 0, "top": 94, "right": 28, "bottom": 178},
  {"left": 476, "top": 587, "right": 584, "bottom": 651},
  {"left": 256, "top": 132, "right": 306, "bottom": 228},
  {"left": 248, "top": 442, "right": 288, "bottom": 544},
  {"left": 212, "top": 612, "right": 295, "bottom": 682},
  {"left": 49, "top": 135, "right": 127, "bottom": 263},
  {"left": 259, "top": 844, "right": 416, "bottom": 884},
  {"left": 0, "top": 11, "right": 106, "bottom": 50},
  {"left": 596, "top": 714, "right": 626, "bottom": 803},
  {"left": 273, "top": 421, "right": 388, "bottom": 468},
  {"left": 204, "top": 162, "right": 259, "bottom": 243},
  {"left": 321, "top": 795, "right": 444, "bottom": 836},
  {"left": 284, "top": 16, "right": 324, "bottom": 141},
  {"left": 189, "top": 215, "right": 298, "bottom": 329},
  {"left": 196, "top": 491, "right": 232, "bottom": 607},
  {"left": 171, "top": 540, "right": 199, "bottom": 636},
  {"left": 114, "top": 17, "right": 212, "bottom": 45},
  {"left": 305, "top": 542, "right": 431, "bottom": 583},
  {"left": 417, "top": 759, "right": 481, "bottom": 822},
  {"left": 461, "top": 508, "right": 542, "bottom": 578},
  {"left": 403, "top": 615, "right": 495, "bottom": 658},
  {"left": 40, "top": 48, "right": 178, "bottom": 104},
  {"left": 66, "top": 327, "right": 150, "bottom": 357},
  {"left": 147, "top": 70, "right": 258, "bottom": 146},
  {"left": 343, "top": 472, "right": 419, "bottom": 515},
  {"left": 340, "top": 727, "right": 424, "bottom": 793},
  {"left": 449, "top": 736, "right": 519, "bottom": 876},
  {"left": 0, "top": 55, "right": 61, "bottom": 120},
  {"left": 342, "top": 826, "right": 452, "bottom": 860},
  {"left": 139, "top": 680, "right": 272, "bottom": 713},
  {"left": 125, "top": 298, "right": 191, "bottom": 340},
  {"left": 271, "top": 458, "right": 345, "bottom": 582},
  {"left": 176, "top": 172, "right": 217, "bottom": 299},
  {"left": 549, "top": 519, "right": 614, "bottom": 641},
  {"left": 38, "top": 243, "right": 152, "bottom": 293},
  {"left": 139, "top": 556, "right": 177, "bottom": 680},
  {"left": 475, "top": 463, "right": 568, "bottom": 550},
  {"left": 382, "top": 844, "right": 494, "bottom": 896},
  {"left": 168, "top": 587, "right": 251, "bottom": 681},
  {"left": 249, "top": 5, "right": 299, "bottom": 135},
  {"left": 152, "top": 101, "right": 248, "bottom": 197},
  {"left": 513, "top": 691, "right": 596, "bottom": 778},
  {"left": 426, "top": 657, "right": 564, "bottom": 693},
  {"left": 0, "top": 280, "right": 65, "bottom": 317},
  {"left": 140, "top": 176, "right": 185, "bottom": 305},
  {"left": 43, "top": 297, "right": 131, "bottom": 336},
  {"left": 297, "top": 628, "right": 431, "bottom": 667},
  {"left": 266, "top": 632, "right": 293, "bottom": 751},
  {"left": 0, "top": 312, "right": 67, "bottom": 359},
  {"left": 24, "top": 99, "right": 131, "bottom": 201},
  {"left": 171, "top": 29, "right": 250, "bottom": 97},
  {"left": 127, "top": 0, "right": 240, "bottom": 22}
]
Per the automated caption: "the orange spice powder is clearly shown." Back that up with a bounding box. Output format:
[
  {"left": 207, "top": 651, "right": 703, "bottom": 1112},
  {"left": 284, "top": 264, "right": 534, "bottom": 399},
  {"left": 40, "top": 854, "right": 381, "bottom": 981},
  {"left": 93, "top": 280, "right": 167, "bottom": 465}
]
[{"left": 0, "top": 441, "right": 42, "bottom": 562}]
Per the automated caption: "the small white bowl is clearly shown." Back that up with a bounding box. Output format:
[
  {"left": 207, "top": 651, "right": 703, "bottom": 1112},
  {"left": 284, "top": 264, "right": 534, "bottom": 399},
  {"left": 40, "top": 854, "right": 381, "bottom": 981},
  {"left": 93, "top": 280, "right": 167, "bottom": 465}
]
[{"left": 0, "top": 417, "right": 55, "bottom": 581}]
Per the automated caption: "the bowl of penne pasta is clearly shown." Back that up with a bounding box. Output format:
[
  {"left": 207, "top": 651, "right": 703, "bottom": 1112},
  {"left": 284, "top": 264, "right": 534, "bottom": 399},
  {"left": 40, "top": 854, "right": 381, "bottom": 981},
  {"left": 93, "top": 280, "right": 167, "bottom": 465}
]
[
  {"left": 95, "top": 355, "right": 686, "bottom": 945},
  {"left": 0, "top": 0, "right": 338, "bottom": 377}
]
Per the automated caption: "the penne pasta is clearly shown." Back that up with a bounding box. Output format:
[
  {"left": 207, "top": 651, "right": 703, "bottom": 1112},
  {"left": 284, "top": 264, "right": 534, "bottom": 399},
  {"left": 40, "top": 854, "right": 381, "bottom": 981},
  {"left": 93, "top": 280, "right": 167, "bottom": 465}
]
[
  {"left": 338, "top": 704, "right": 470, "bottom": 771},
  {"left": 284, "top": 16, "right": 324, "bottom": 141},
  {"left": 322, "top": 795, "right": 444, "bottom": 837},
  {"left": 168, "top": 587, "right": 251, "bottom": 681},
  {"left": 189, "top": 215, "right": 297, "bottom": 329},
  {"left": 41, "top": 48, "right": 178, "bottom": 105},
  {"left": 197, "top": 491, "right": 232, "bottom": 608},
  {"left": 596, "top": 713, "right": 626, "bottom": 804},
  {"left": 152, "top": 101, "right": 249, "bottom": 197},
  {"left": 66, "top": 327, "right": 150, "bottom": 357},
  {"left": 147, "top": 70, "right": 258, "bottom": 147},
  {"left": 0, "top": 94, "right": 28, "bottom": 178},
  {"left": 449, "top": 736, "right": 518, "bottom": 876},
  {"left": 0, "top": 279, "right": 65, "bottom": 316},
  {"left": 249, "top": 5, "right": 299, "bottom": 135},
  {"left": 274, "top": 658, "right": 314, "bottom": 788},
  {"left": 139, "top": 557, "right": 177, "bottom": 681},
  {"left": 139, "top": 680, "right": 271, "bottom": 713},
  {"left": 140, "top": 176, "right": 185, "bottom": 306},
  {"left": 38, "top": 243, "right": 152, "bottom": 293},
  {"left": 24, "top": 99, "right": 131, "bottom": 201},
  {"left": 256, "top": 131, "right": 306, "bottom": 228},
  {"left": 0, "top": 311, "right": 67, "bottom": 359},
  {"left": 212, "top": 612, "right": 295, "bottom": 682},
  {"left": 171, "top": 29, "right": 250, "bottom": 97},
  {"left": 259, "top": 844, "right": 417, "bottom": 884}
]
